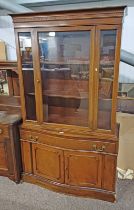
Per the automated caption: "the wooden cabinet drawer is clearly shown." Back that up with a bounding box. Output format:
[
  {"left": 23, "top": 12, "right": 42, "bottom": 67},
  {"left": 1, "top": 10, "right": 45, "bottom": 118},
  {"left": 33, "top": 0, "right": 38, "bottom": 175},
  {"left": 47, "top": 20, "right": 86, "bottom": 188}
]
[{"left": 20, "top": 129, "right": 117, "bottom": 154}]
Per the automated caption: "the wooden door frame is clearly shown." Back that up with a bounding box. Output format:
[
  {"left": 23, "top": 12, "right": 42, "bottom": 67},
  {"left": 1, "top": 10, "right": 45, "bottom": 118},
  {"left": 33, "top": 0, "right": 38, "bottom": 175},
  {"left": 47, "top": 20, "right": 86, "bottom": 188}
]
[{"left": 33, "top": 26, "right": 95, "bottom": 130}]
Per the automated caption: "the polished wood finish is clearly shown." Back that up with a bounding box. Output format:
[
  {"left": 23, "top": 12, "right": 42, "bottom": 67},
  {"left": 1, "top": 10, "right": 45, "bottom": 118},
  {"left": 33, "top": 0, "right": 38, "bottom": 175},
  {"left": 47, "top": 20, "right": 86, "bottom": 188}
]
[{"left": 11, "top": 7, "right": 124, "bottom": 202}]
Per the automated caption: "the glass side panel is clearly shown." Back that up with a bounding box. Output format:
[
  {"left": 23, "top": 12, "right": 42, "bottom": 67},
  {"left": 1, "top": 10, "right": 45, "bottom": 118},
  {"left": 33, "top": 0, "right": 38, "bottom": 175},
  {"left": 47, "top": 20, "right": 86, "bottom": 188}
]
[
  {"left": 97, "top": 30, "right": 117, "bottom": 130},
  {"left": 38, "top": 31, "right": 90, "bottom": 127},
  {"left": 18, "top": 32, "right": 36, "bottom": 120}
]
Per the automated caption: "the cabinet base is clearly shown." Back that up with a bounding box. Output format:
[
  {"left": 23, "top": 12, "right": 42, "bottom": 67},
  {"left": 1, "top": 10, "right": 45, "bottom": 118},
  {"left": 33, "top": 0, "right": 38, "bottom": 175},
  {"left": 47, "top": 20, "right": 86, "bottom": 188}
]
[{"left": 22, "top": 173, "right": 116, "bottom": 202}]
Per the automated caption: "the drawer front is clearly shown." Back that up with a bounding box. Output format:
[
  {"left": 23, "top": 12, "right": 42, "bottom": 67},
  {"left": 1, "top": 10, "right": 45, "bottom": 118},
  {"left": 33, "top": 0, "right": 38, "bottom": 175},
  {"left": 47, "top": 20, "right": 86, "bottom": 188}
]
[
  {"left": 0, "top": 125, "right": 9, "bottom": 140},
  {"left": 20, "top": 129, "right": 117, "bottom": 154}
]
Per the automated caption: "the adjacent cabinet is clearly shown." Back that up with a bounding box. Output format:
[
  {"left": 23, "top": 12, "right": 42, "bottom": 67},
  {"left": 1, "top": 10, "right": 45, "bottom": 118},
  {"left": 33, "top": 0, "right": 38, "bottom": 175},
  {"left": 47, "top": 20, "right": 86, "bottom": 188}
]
[{"left": 11, "top": 7, "right": 125, "bottom": 202}]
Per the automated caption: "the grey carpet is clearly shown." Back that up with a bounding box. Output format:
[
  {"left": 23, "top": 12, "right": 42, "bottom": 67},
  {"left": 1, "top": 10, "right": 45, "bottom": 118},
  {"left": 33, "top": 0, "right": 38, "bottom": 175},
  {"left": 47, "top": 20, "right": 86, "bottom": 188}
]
[{"left": 0, "top": 177, "right": 134, "bottom": 210}]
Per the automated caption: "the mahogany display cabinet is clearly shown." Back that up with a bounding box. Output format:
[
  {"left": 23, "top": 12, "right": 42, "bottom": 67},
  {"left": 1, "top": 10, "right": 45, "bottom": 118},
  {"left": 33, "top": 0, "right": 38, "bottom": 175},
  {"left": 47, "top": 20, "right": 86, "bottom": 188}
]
[{"left": 11, "top": 7, "right": 125, "bottom": 202}]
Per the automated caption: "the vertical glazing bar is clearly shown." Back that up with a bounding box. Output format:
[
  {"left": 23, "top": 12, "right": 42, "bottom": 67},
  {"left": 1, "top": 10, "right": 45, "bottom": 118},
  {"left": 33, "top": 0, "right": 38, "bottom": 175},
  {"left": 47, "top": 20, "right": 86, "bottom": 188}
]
[{"left": 32, "top": 29, "right": 43, "bottom": 123}]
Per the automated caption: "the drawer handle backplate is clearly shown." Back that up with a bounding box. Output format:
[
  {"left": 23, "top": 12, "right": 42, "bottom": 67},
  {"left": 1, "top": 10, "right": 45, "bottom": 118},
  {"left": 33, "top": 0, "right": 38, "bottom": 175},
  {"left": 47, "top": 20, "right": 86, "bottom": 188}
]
[
  {"left": 92, "top": 144, "right": 106, "bottom": 152},
  {"left": 29, "top": 135, "right": 39, "bottom": 142}
]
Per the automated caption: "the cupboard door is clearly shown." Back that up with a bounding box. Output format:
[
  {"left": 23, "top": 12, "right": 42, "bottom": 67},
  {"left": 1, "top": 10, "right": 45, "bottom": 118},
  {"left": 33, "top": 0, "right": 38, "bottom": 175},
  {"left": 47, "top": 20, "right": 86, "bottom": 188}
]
[
  {"left": 37, "top": 29, "right": 94, "bottom": 127},
  {"left": 32, "top": 143, "right": 64, "bottom": 183},
  {"left": 65, "top": 150, "right": 102, "bottom": 188}
]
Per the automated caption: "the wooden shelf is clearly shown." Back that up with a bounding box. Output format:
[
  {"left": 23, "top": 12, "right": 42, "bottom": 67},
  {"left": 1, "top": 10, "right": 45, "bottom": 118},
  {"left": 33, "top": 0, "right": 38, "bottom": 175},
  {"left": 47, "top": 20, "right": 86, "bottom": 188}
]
[
  {"left": 40, "top": 60, "right": 89, "bottom": 65},
  {"left": 27, "top": 90, "right": 88, "bottom": 99},
  {"left": 47, "top": 106, "right": 88, "bottom": 126}
]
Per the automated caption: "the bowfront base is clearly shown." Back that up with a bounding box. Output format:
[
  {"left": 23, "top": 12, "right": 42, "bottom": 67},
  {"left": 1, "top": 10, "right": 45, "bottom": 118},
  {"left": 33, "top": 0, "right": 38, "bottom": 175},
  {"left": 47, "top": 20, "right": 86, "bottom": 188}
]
[{"left": 22, "top": 173, "right": 116, "bottom": 203}]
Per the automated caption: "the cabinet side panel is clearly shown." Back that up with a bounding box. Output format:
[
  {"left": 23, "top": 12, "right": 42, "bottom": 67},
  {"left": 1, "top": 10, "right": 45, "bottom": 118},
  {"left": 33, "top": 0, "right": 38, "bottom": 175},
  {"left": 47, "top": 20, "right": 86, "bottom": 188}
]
[
  {"left": 102, "top": 154, "right": 117, "bottom": 191},
  {"left": 21, "top": 141, "right": 32, "bottom": 174}
]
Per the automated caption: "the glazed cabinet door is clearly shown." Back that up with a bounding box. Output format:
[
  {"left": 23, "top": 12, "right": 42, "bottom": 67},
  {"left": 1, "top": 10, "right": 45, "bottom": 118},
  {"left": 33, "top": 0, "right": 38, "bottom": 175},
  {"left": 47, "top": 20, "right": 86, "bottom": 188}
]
[
  {"left": 94, "top": 25, "right": 121, "bottom": 132},
  {"left": 64, "top": 150, "right": 102, "bottom": 188},
  {"left": 17, "top": 31, "right": 37, "bottom": 121},
  {"left": 32, "top": 143, "right": 64, "bottom": 183},
  {"left": 36, "top": 28, "right": 95, "bottom": 128}
]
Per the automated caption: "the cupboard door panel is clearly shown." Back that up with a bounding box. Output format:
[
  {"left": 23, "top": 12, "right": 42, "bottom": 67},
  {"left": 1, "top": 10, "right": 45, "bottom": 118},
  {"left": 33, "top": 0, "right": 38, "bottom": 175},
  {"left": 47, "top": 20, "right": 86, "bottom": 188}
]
[
  {"left": 32, "top": 143, "right": 64, "bottom": 183},
  {"left": 65, "top": 150, "right": 102, "bottom": 188}
]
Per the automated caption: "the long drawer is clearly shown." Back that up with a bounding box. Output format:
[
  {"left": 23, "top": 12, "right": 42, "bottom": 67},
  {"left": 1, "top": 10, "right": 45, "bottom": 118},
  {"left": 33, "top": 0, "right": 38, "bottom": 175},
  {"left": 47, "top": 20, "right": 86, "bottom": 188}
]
[{"left": 20, "top": 129, "right": 118, "bottom": 154}]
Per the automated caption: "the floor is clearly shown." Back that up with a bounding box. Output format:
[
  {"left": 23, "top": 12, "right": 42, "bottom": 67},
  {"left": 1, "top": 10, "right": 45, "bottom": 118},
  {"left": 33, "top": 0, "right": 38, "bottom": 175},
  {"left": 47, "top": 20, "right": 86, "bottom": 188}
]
[{"left": 0, "top": 177, "right": 134, "bottom": 210}]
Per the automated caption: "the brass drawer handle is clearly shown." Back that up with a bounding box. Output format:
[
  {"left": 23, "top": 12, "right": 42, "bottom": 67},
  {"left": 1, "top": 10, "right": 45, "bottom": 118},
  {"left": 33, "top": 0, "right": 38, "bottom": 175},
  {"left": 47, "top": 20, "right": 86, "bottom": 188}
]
[
  {"left": 0, "top": 129, "right": 3, "bottom": 134},
  {"left": 97, "top": 146, "right": 106, "bottom": 152},
  {"left": 29, "top": 135, "right": 39, "bottom": 142},
  {"left": 29, "top": 135, "right": 34, "bottom": 141},
  {"left": 92, "top": 144, "right": 106, "bottom": 152},
  {"left": 35, "top": 136, "right": 39, "bottom": 141}
]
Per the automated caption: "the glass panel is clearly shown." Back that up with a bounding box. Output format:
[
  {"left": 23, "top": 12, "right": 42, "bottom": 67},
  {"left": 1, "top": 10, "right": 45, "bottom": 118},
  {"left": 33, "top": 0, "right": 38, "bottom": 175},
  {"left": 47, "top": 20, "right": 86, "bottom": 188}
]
[
  {"left": 97, "top": 30, "right": 117, "bottom": 130},
  {"left": 18, "top": 32, "right": 36, "bottom": 120},
  {"left": 0, "top": 70, "right": 9, "bottom": 95},
  {"left": 117, "top": 62, "right": 134, "bottom": 114},
  {"left": 38, "top": 31, "right": 90, "bottom": 127}
]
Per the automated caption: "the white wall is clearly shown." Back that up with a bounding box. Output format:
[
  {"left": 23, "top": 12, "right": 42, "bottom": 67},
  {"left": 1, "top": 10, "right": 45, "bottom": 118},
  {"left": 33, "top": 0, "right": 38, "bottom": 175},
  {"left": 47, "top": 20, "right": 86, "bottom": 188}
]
[
  {"left": 0, "top": 16, "right": 17, "bottom": 60},
  {"left": 0, "top": 6, "right": 134, "bottom": 71},
  {"left": 119, "top": 7, "right": 134, "bottom": 83}
]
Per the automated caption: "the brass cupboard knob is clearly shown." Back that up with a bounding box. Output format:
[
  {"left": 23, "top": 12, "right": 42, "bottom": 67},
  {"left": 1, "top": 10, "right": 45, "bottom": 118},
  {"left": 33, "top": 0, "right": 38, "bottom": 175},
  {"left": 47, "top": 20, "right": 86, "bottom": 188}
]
[
  {"left": 59, "top": 131, "right": 64, "bottom": 134},
  {"left": 37, "top": 80, "right": 40, "bottom": 83}
]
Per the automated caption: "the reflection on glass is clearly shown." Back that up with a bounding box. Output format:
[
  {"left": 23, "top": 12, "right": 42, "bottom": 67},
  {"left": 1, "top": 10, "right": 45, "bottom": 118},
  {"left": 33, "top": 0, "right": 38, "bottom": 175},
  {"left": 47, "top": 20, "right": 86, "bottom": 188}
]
[
  {"left": 97, "top": 30, "right": 116, "bottom": 130},
  {"left": 18, "top": 32, "right": 36, "bottom": 120},
  {"left": 38, "top": 31, "right": 90, "bottom": 127},
  {"left": 0, "top": 70, "right": 9, "bottom": 95},
  {"left": 118, "top": 63, "right": 134, "bottom": 113}
]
